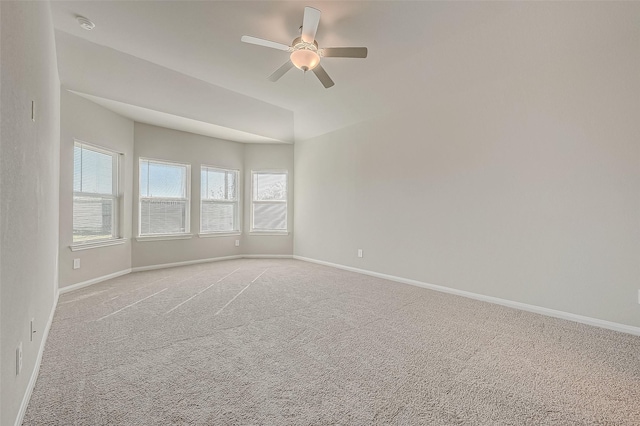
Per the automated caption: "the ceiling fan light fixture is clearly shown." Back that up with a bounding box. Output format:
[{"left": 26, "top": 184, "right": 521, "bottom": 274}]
[
  {"left": 240, "top": 6, "right": 367, "bottom": 88},
  {"left": 290, "top": 49, "right": 320, "bottom": 72}
]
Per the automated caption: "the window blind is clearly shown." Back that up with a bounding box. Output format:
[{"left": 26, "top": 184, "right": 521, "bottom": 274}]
[
  {"left": 73, "top": 143, "right": 118, "bottom": 243},
  {"left": 139, "top": 159, "right": 190, "bottom": 236},
  {"left": 252, "top": 172, "right": 287, "bottom": 231},
  {"left": 201, "top": 166, "right": 239, "bottom": 233}
]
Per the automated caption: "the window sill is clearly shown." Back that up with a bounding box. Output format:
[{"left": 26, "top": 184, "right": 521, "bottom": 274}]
[
  {"left": 136, "top": 234, "right": 193, "bottom": 242},
  {"left": 70, "top": 238, "right": 127, "bottom": 251},
  {"left": 198, "top": 232, "right": 241, "bottom": 238},
  {"left": 249, "top": 231, "right": 289, "bottom": 236}
]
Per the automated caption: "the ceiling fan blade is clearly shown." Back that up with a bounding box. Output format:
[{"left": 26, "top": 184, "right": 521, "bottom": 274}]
[
  {"left": 301, "top": 7, "right": 321, "bottom": 43},
  {"left": 312, "top": 64, "right": 334, "bottom": 88},
  {"left": 268, "top": 61, "right": 294, "bottom": 82},
  {"left": 320, "top": 47, "right": 368, "bottom": 58},
  {"left": 241, "top": 35, "right": 290, "bottom": 51}
]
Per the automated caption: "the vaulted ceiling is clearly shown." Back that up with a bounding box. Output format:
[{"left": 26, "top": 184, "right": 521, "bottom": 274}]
[{"left": 51, "top": 1, "right": 511, "bottom": 142}]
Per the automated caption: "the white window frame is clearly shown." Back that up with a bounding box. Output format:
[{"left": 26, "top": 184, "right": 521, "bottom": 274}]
[
  {"left": 137, "top": 157, "right": 191, "bottom": 240},
  {"left": 250, "top": 170, "right": 289, "bottom": 234},
  {"left": 199, "top": 165, "right": 241, "bottom": 237},
  {"left": 71, "top": 140, "right": 124, "bottom": 250}
]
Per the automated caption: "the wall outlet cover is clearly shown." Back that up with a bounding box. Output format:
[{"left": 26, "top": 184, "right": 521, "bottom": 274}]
[{"left": 73, "top": 258, "right": 81, "bottom": 269}]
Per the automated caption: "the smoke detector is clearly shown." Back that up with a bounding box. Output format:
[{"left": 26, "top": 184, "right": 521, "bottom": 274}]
[{"left": 77, "top": 16, "right": 95, "bottom": 31}]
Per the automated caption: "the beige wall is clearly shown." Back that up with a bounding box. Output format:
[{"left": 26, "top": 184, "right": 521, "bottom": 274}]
[
  {"left": 294, "top": 4, "right": 640, "bottom": 328},
  {"left": 1, "top": 1, "right": 60, "bottom": 424},
  {"left": 59, "top": 90, "right": 134, "bottom": 288}
]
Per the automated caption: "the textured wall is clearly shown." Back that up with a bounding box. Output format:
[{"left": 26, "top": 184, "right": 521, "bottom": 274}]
[
  {"left": 0, "top": 1, "right": 60, "bottom": 424},
  {"left": 58, "top": 90, "right": 134, "bottom": 288},
  {"left": 294, "top": 3, "right": 640, "bottom": 327}
]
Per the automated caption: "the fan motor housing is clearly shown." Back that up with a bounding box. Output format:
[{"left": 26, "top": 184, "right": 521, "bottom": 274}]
[{"left": 291, "top": 36, "right": 318, "bottom": 52}]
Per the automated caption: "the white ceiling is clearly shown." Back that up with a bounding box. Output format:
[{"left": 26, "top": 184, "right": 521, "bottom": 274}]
[{"left": 50, "top": 1, "right": 508, "bottom": 142}]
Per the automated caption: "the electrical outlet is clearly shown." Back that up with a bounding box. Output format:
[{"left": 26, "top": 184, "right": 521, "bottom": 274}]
[
  {"left": 235, "top": 240, "right": 240, "bottom": 247},
  {"left": 16, "top": 342, "right": 23, "bottom": 375},
  {"left": 30, "top": 318, "right": 35, "bottom": 342},
  {"left": 357, "top": 249, "right": 363, "bottom": 258},
  {"left": 637, "top": 289, "right": 640, "bottom": 305},
  {"left": 73, "top": 258, "right": 80, "bottom": 269}
]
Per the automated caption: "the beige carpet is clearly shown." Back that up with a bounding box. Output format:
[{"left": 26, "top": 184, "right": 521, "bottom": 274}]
[{"left": 24, "top": 259, "right": 640, "bottom": 425}]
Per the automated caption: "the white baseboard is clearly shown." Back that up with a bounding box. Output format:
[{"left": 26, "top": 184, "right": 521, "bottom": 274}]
[
  {"left": 131, "top": 255, "right": 243, "bottom": 272},
  {"left": 293, "top": 255, "right": 640, "bottom": 337},
  {"left": 15, "top": 288, "right": 59, "bottom": 426},
  {"left": 59, "top": 268, "right": 132, "bottom": 295},
  {"left": 243, "top": 254, "right": 293, "bottom": 259},
  {"left": 131, "top": 254, "right": 293, "bottom": 272}
]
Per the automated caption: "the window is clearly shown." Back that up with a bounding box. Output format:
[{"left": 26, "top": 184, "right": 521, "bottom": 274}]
[
  {"left": 201, "top": 166, "right": 239, "bottom": 234},
  {"left": 251, "top": 171, "right": 288, "bottom": 232},
  {"left": 73, "top": 142, "right": 120, "bottom": 244},
  {"left": 139, "top": 158, "right": 190, "bottom": 236}
]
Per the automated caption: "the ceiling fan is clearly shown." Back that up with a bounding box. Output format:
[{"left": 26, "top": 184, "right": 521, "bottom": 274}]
[{"left": 241, "top": 6, "right": 368, "bottom": 88}]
